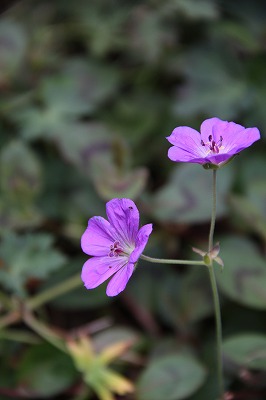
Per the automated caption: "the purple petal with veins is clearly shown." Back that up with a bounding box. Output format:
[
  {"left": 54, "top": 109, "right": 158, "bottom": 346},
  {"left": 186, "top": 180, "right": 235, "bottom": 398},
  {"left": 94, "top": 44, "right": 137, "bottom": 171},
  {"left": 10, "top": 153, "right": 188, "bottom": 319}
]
[
  {"left": 167, "top": 117, "right": 260, "bottom": 167},
  {"left": 81, "top": 198, "right": 153, "bottom": 296}
]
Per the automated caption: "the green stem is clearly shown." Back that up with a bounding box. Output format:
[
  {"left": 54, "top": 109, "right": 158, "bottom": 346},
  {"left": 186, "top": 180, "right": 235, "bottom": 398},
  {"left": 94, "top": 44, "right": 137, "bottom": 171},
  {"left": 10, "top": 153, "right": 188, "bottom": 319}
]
[
  {"left": 208, "top": 265, "right": 224, "bottom": 398},
  {"left": 0, "top": 310, "right": 20, "bottom": 330},
  {"left": 0, "top": 290, "right": 13, "bottom": 310},
  {"left": 27, "top": 257, "right": 203, "bottom": 311},
  {"left": 27, "top": 273, "right": 82, "bottom": 310},
  {"left": 208, "top": 169, "right": 217, "bottom": 253},
  {"left": 23, "top": 310, "right": 66, "bottom": 352},
  {"left": 0, "top": 328, "right": 40, "bottom": 344},
  {"left": 140, "top": 254, "right": 205, "bottom": 266},
  {"left": 208, "top": 169, "right": 224, "bottom": 398}
]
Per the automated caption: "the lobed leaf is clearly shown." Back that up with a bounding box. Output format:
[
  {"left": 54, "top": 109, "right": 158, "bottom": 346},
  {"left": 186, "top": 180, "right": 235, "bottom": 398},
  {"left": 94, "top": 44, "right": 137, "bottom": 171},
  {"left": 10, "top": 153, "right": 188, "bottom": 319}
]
[
  {"left": 217, "top": 236, "right": 266, "bottom": 309},
  {"left": 137, "top": 354, "right": 207, "bottom": 400}
]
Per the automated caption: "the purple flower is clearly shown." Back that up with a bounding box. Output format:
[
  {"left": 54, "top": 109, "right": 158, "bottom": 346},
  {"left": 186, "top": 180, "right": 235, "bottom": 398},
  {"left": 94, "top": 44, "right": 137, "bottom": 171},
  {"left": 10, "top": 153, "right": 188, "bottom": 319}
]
[
  {"left": 167, "top": 117, "right": 260, "bottom": 167},
  {"left": 81, "top": 198, "right": 153, "bottom": 297}
]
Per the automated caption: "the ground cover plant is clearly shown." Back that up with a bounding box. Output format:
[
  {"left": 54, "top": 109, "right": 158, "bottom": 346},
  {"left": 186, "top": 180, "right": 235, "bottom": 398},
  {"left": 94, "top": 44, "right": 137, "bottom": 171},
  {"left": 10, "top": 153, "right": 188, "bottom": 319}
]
[{"left": 1, "top": 0, "right": 266, "bottom": 399}]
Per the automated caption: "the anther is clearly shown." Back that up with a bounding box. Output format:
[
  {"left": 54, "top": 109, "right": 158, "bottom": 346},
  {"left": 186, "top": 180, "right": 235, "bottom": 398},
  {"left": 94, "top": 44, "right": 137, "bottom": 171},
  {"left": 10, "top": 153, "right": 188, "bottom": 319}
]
[{"left": 109, "top": 241, "right": 123, "bottom": 257}]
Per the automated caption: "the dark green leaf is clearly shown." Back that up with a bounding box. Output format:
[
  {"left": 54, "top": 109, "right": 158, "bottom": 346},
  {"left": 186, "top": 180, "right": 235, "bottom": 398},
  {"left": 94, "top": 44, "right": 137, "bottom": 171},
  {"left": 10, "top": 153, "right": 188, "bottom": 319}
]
[
  {"left": 158, "top": 269, "right": 213, "bottom": 331},
  {"left": 92, "top": 163, "right": 148, "bottom": 201},
  {"left": 41, "top": 258, "right": 110, "bottom": 310},
  {"left": 0, "top": 140, "right": 41, "bottom": 197},
  {"left": 217, "top": 236, "right": 266, "bottom": 309},
  {"left": 0, "top": 140, "right": 42, "bottom": 230},
  {"left": 41, "top": 58, "right": 120, "bottom": 115},
  {"left": 0, "top": 233, "right": 66, "bottom": 295},
  {"left": 174, "top": 47, "right": 250, "bottom": 119},
  {"left": 223, "top": 334, "right": 266, "bottom": 371},
  {"left": 18, "top": 343, "right": 78, "bottom": 397},
  {"left": 162, "top": 0, "right": 218, "bottom": 20},
  {"left": 153, "top": 163, "right": 233, "bottom": 224},
  {"left": 0, "top": 19, "right": 27, "bottom": 82},
  {"left": 137, "top": 354, "right": 207, "bottom": 400},
  {"left": 93, "top": 327, "right": 139, "bottom": 354}
]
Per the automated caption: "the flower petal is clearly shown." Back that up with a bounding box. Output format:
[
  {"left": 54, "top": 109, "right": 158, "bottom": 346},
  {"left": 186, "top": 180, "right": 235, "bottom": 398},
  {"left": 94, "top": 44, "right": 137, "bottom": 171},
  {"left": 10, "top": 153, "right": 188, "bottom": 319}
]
[
  {"left": 168, "top": 146, "right": 206, "bottom": 163},
  {"left": 81, "top": 216, "right": 115, "bottom": 256},
  {"left": 203, "top": 152, "right": 233, "bottom": 165},
  {"left": 222, "top": 126, "right": 260, "bottom": 154},
  {"left": 167, "top": 126, "right": 200, "bottom": 146},
  {"left": 167, "top": 126, "right": 206, "bottom": 162},
  {"left": 168, "top": 117, "right": 260, "bottom": 166},
  {"left": 200, "top": 118, "right": 259, "bottom": 153},
  {"left": 200, "top": 117, "right": 227, "bottom": 143},
  {"left": 106, "top": 263, "right": 134, "bottom": 296},
  {"left": 129, "top": 224, "right": 153, "bottom": 264},
  {"left": 81, "top": 255, "right": 128, "bottom": 289},
  {"left": 106, "top": 198, "right": 139, "bottom": 246}
]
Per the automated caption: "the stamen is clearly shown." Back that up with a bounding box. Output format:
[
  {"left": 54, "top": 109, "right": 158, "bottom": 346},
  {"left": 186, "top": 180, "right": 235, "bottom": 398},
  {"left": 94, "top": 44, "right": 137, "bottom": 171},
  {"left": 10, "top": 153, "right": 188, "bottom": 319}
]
[
  {"left": 200, "top": 134, "right": 224, "bottom": 154},
  {"left": 109, "top": 241, "right": 123, "bottom": 257}
]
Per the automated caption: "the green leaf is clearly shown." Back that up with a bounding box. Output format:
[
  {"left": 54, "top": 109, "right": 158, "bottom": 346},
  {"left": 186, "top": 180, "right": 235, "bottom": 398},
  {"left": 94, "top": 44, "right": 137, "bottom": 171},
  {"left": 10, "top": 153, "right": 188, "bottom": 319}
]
[
  {"left": 17, "top": 58, "right": 120, "bottom": 140},
  {"left": 93, "top": 164, "right": 148, "bottom": 201},
  {"left": 229, "top": 155, "right": 266, "bottom": 241},
  {"left": 217, "top": 236, "right": 266, "bottom": 309},
  {"left": 223, "top": 334, "right": 266, "bottom": 371},
  {"left": 55, "top": 122, "right": 112, "bottom": 171},
  {"left": 239, "top": 155, "right": 266, "bottom": 184},
  {"left": 0, "top": 232, "right": 66, "bottom": 295},
  {"left": 174, "top": 47, "right": 250, "bottom": 119},
  {"left": 0, "top": 140, "right": 42, "bottom": 231},
  {"left": 229, "top": 191, "right": 266, "bottom": 242},
  {"left": 40, "top": 258, "right": 110, "bottom": 310},
  {"left": 108, "top": 92, "right": 169, "bottom": 146},
  {"left": 128, "top": 11, "right": 172, "bottom": 63},
  {"left": 0, "top": 341, "right": 17, "bottom": 393},
  {"left": 41, "top": 58, "right": 120, "bottom": 115},
  {"left": 153, "top": 163, "right": 232, "bottom": 224},
  {"left": 0, "top": 140, "right": 41, "bottom": 197},
  {"left": 93, "top": 327, "right": 139, "bottom": 354},
  {"left": 137, "top": 354, "right": 207, "bottom": 400},
  {"left": 0, "top": 19, "right": 27, "bottom": 82},
  {"left": 15, "top": 106, "right": 67, "bottom": 140},
  {"left": 158, "top": 269, "right": 213, "bottom": 331},
  {"left": 74, "top": 3, "right": 128, "bottom": 57},
  {"left": 210, "top": 21, "right": 259, "bottom": 53},
  {"left": 18, "top": 343, "right": 78, "bottom": 397},
  {"left": 46, "top": 121, "right": 146, "bottom": 205},
  {"left": 163, "top": 0, "right": 218, "bottom": 20}
]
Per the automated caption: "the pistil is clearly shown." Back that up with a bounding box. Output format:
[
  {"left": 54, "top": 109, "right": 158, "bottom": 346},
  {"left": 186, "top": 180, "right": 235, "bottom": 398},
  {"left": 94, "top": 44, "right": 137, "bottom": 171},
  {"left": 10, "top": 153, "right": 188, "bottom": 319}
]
[
  {"left": 201, "top": 135, "right": 223, "bottom": 154},
  {"left": 109, "top": 241, "right": 124, "bottom": 257}
]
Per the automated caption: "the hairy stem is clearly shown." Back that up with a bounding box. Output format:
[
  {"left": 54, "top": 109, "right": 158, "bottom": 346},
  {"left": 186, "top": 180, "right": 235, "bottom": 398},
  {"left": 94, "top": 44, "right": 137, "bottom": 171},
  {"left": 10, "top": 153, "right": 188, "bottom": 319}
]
[
  {"left": 208, "top": 169, "right": 217, "bottom": 252},
  {"left": 27, "top": 273, "right": 82, "bottom": 310},
  {"left": 0, "top": 310, "right": 20, "bottom": 330},
  {"left": 23, "top": 309, "right": 66, "bottom": 352},
  {"left": 140, "top": 254, "right": 205, "bottom": 266},
  {"left": 208, "top": 169, "right": 224, "bottom": 398}
]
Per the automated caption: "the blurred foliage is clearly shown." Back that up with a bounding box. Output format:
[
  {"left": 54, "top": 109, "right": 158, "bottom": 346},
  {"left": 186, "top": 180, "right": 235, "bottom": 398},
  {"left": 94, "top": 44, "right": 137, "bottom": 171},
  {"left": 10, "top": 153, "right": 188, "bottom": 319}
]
[
  {"left": 0, "top": 0, "right": 266, "bottom": 399},
  {"left": 137, "top": 354, "right": 207, "bottom": 400}
]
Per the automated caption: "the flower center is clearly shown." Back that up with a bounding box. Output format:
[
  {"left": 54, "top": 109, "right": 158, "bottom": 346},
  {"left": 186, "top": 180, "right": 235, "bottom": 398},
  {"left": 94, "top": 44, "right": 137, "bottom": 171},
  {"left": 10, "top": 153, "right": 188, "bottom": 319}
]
[
  {"left": 109, "top": 241, "right": 124, "bottom": 257},
  {"left": 201, "top": 135, "right": 223, "bottom": 154}
]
